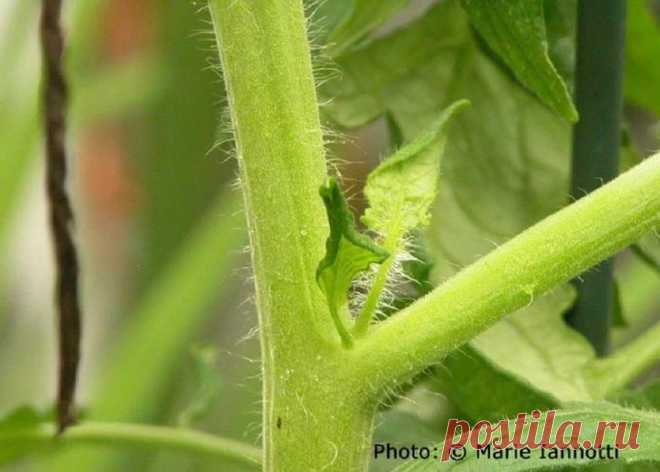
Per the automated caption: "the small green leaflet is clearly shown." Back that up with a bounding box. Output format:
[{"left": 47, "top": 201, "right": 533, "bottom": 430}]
[
  {"left": 317, "top": 178, "right": 388, "bottom": 346},
  {"left": 460, "top": 0, "right": 577, "bottom": 122},
  {"left": 363, "top": 100, "right": 469, "bottom": 249},
  {"left": 392, "top": 402, "right": 660, "bottom": 471},
  {"left": 327, "top": 0, "right": 409, "bottom": 57},
  {"left": 354, "top": 102, "right": 466, "bottom": 337}
]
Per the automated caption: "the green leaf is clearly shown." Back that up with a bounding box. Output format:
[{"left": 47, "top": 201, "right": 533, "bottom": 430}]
[
  {"left": 392, "top": 402, "right": 660, "bottom": 471},
  {"left": 355, "top": 102, "right": 466, "bottom": 336},
  {"left": 317, "top": 178, "right": 388, "bottom": 345},
  {"left": 371, "top": 409, "right": 445, "bottom": 472},
  {"left": 460, "top": 0, "right": 577, "bottom": 121},
  {"left": 543, "top": 0, "right": 577, "bottom": 88},
  {"left": 631, "top": 242, "right": 660, "bottom": 277},
  {"left": 611, "top": 279, "right": 627, "bottom": 328},
  {"left": 625, "top": 0, "right": 660, "bottom": 116},
  {"left": 435, "top": 286, "right": 599, "bottom": 420},
  {"left": 323, "top": 1, "right": 469, "bottom": 130},
  {"left": 479, "top": 290, "right": 584, "bottom": 400},
  {"left": 620, "top": 128, "right": 643, "bottom": 172},
  {"left": 615, "top": 380, "right": 660, "bottom": 411},
  {"left": 0, "top": 406, "right": 50, "bottom": 465},
  {"left": 323, "top": 2, "right": 571, "bottom": 263},
  {"left": 307, "top": 0, "right": 351, "bottom": 43},
  {"left": 363, "top": 101, "right": 469, "bottom": 249},
  {"left": 433, "top": 342, "right": 556, "bottom": 420},
  {"left": 327, "top": 0, "right": 409, "bottom": 57},
  {"left": 177, "top": 346, "right": 223, "bottom": 428},
  {"left": 374, "top": 411, "right": 442, "bottom": 446}
]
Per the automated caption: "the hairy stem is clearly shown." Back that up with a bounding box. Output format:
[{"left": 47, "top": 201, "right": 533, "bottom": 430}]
[
  {"left": 354, "top": 227, "right": 401, "bottom": 337},
  {"left": 350, "top": 153, "right": 660, "bottom": 394},
  {"left": 0, "top": 422, "right": 260, "bottom": 467},
  {"left": 354, "top": 255, "right": 395, "bottom": 337},
  {"left": 208, "top": 0, "right": 330, "bottom": 347},
  {"left": 567, "top": 0, "right": 627, "bottom": 355},
  {"left": 209, "top": 0, "right": 376, "bottom": 469}
]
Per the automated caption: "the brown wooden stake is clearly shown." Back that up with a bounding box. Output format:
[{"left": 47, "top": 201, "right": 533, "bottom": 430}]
[{"left": 40, "top": 0, "right": 81, "bottom": 433}]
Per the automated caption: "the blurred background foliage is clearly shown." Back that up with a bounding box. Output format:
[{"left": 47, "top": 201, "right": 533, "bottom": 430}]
[
  {"left": 0, "top": 0, "right": 658, "bottom": 471},
  {"left": 1, "top": 1, "right": 255, "bottom": 470}
]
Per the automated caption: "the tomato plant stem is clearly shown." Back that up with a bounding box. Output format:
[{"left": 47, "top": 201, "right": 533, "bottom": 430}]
[
  {"left": 567, "top": 0, "right": 627, "bottom": 355},
  {"left": 354, "top": 230, "right": 400, "bottom": 337},
  {"left": 209, "top": 1, "right": 376, "bottom": 469},
  {"left": 208, "top": 0, "right": 659, "bottom": 468}
]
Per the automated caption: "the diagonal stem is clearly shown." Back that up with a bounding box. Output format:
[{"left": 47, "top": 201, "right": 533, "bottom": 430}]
[{"left": 349, "top": 153, "right": 660, "bottom": 395}]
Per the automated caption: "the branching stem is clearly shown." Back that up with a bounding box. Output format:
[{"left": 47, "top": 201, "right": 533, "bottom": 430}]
[{"left": 208, "top": 0, "right": 660, "bottom": 468}]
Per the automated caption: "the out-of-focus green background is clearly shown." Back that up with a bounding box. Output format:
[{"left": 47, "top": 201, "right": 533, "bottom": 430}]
[
  {"left": 0, "top": 1, "right": 659, "bottom": 471},
  {"left": 0, "top": 1, "right": 258, "bottom": 470}
]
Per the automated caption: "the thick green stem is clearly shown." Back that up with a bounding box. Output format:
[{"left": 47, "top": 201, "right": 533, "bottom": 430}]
[
  {"left": 0, "top": 422, "right": 260, "bottom": 467},
  {"left": 350, "top": 154, "right": 660, "bottom": 394},
  {"left": 567, "top": 0, "right": 627, "bottom": 355},
  {"left": 209, "top": 1, "right": 376, "bottom": 469},
  {"left": 208, "top": 0, "right": 330, "bottom": 344}
]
